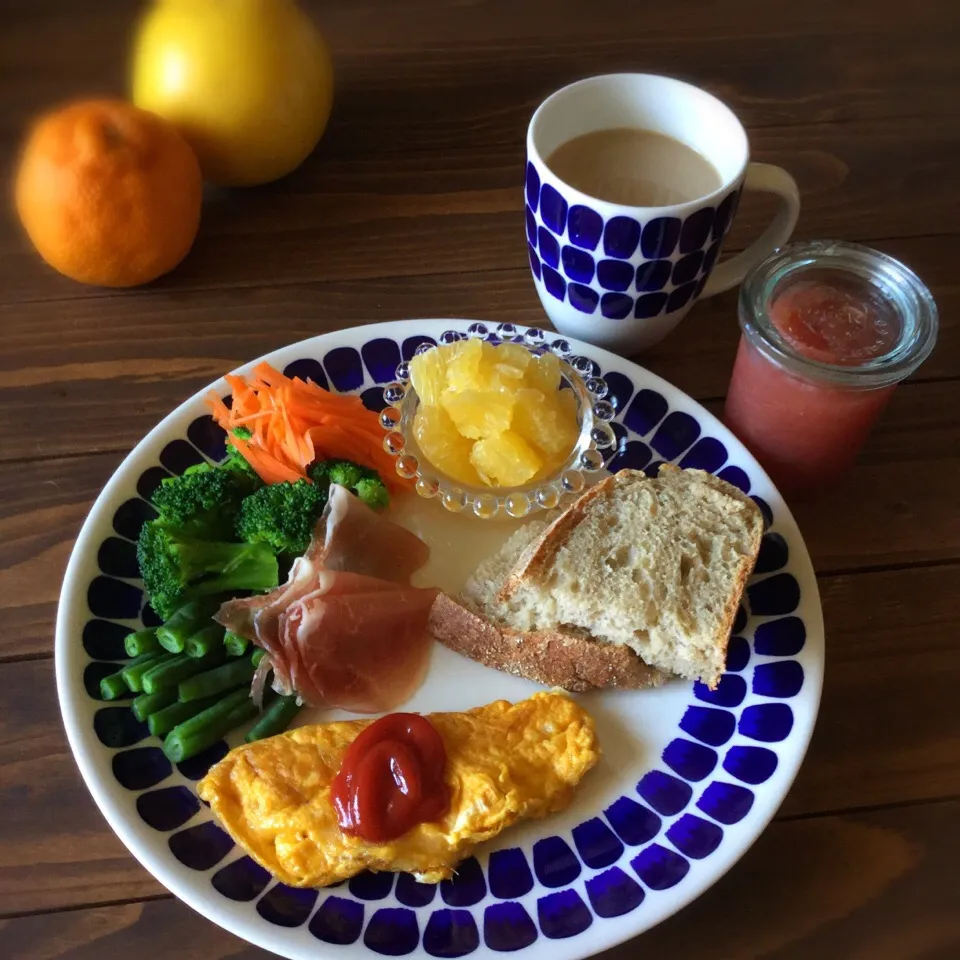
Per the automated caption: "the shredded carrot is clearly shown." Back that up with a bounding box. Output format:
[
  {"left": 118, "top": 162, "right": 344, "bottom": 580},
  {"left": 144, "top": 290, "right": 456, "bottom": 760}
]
[{"left": 207, "top": 362, "right": 411, "bottom": 492}]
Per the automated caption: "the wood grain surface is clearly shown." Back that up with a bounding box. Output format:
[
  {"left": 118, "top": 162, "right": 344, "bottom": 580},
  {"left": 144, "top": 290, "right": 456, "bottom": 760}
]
[{"left": 1, "top": 0, "right": 958, "bottom": 957}]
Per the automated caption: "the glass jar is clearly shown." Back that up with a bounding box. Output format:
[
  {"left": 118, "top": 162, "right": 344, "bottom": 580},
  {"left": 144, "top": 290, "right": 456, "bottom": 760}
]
[{"left": 724, "top": 240, "right": 938, "bottom": 498}]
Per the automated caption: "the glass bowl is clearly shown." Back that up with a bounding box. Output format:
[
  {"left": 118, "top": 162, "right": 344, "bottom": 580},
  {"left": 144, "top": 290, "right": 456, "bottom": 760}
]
[{"left": 377, "top": 323, "right": 618, "bottom": 519}]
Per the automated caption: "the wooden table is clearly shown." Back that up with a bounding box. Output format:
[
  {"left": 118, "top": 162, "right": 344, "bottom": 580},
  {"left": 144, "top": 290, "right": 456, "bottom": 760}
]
[{"left": 3, "top": 1, "right": 959, "bottom": 957}]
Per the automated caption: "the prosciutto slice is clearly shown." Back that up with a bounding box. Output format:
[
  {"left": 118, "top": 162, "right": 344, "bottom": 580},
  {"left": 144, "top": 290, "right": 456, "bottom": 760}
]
[
  {"left": 215, "top": 484, "right": 435, "bottom": 711},
  {"left": 281, "top": 572, "right": 437, "bottom": 712}
]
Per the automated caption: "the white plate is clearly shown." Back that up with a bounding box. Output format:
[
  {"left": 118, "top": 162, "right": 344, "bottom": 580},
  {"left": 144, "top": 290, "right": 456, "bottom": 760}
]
[{"left": 56, "top": 319, "right": 823, "bottom": 960}]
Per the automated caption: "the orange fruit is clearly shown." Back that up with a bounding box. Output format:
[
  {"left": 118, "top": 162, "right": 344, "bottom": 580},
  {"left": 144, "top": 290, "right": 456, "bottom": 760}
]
[{"left": 14, "top": 99, "right": 202, "bottom": 287}]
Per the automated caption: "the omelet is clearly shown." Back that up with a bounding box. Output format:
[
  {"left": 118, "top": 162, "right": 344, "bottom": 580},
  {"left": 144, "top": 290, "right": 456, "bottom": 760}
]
[{"left": 198, "top": 691, "right": 599, "bottom": 887}]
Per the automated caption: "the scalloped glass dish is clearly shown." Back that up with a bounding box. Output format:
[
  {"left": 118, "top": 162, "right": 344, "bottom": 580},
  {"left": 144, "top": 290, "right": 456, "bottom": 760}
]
[{"left": 377, "top": 322, "right": 618, "bottom": 519}]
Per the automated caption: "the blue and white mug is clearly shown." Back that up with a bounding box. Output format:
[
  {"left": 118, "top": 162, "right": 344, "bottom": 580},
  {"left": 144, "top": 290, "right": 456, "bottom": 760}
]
[{"left": 525, "top": 74, "right": 800, "bottom": 354}]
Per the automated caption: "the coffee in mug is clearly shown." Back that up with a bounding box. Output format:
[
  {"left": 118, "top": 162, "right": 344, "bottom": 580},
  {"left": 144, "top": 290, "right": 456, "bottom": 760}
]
[{"left": 546, "top": 128, "right": 722, "bottom": 207}]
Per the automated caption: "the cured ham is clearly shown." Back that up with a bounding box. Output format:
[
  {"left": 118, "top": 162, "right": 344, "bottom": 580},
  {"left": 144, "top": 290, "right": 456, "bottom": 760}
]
[
  {"left": 282, "top": 572, "right": 436, "bottom": 712},
  {"left": 215, "top": 484, "right": 435, "bottom": 712}
]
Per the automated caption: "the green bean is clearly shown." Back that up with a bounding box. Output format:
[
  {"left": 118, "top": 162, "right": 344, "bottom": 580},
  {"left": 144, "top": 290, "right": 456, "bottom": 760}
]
[
  {"left": 246, "top": 695, "right": 300, "bottom": 743},
  {"left": 141, "top": 648, "right": 226, "bottom": 695},
  {"left": 223, "top": 631, "right": 250, "bottom": 658},
  {"left": 147, "top": 694, "right": 222, "bottom": 738},
  {"left": 156, "top": 598, "right": 220, "bottom": 653},
  {"left": 184, "top": 623, "right": 225, "bottom": 659},
  {"left": 131, "top": 687, "right": 178, "bottom": 722},
  {"left": 124, "top": 628, "right": 161, "bottom": 658},
  {"left": 178, "top": 656, "right": 255, "bottom": 702},
  {"left": 120, "top": 652, "right": 171, "bottom": 693},
  {"left": 163, "top": 688, "right": 257, "bottom": 763},
  {"left": 99, "top": 668, "right": 131, "bottom": 701}
]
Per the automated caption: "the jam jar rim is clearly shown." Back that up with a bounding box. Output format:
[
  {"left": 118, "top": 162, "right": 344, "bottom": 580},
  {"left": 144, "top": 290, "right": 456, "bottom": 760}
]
[{"left": 738, "top": 239, "right": 938, "bottom": 390}]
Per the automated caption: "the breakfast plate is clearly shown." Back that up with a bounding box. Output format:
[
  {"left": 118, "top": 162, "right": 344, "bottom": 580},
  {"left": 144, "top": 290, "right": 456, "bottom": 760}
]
[{"left": 56, "top": 318, "right": 823, "bottom": 960}]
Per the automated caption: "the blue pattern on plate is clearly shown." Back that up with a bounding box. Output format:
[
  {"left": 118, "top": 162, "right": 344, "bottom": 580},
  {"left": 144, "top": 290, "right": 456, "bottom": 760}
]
[
  {"left": 87, "top": 576, "right": 143, "bottom": 620},
  {"left": 572, "top": 817, "right": 625, "bottom": 870},
  {"left": 94, "top": 707, "right": 148, "bottom": 748},
  {"left": 483, "top": 902, "right": 538, "bottom": 951},
  {"left": 311, "top": 896, "right": 365, "bottom": 944},
  {"left": 636, "top": 770, "right": 693, "bottom": 817},
  {"left": 533, "top": 837, "right": 582, "bottom": 888},
  {"left": 187, "top": 415, "right": 227, "bottom": 461},
  {"left": 754, "top": 617, "right": 806, "bottom": 656},
  {"left": 623, "top": 388, "right": 667, "bottom": 436},
  {"left": 136, "top": 465, "right": 172, "bottom": 501},
  {"left": 97, "top": 537, "right": 140, "bottom": 579},
  {"left": 723, "top": 746, "right": 779, "bottom": 785},
  {"left": 441, "top": 857, "right": 486, "bottom": 906},
  {"left": 679, "top": 436, "right": 728, "bottom": 473},
  {"left": 753, "top": 661, "right": 805, "bottom": 699},
  {"left": 537, "top": 890, "right": 592, "bottom": 939},
  {"left": 662, "top": 738, "right": 718, "bottom": 782},
  {"left": 488, "top": 848, "right": 534, "bottom": 899},
  {"left": 112, "top": 497, "right": 157, "bottom": 540},
  {"left": 112, "top": 747, "right": 170, "bottom": 790},
  {"left": 350, "top": 871, "right": 396, "bottom": 901},
  {"left": 679, "top": 706, "right": 736, "bottom": 747},
  {"left": 630, "top": 844, "right": 689, "bottom": 890},
  {"left": 666, "top": 814, "right": 723, "bottom": 859},
  {"left": 739, "top": 703, "right": 794, "bottom": 742},
  {"left": 586, "top": 867, "right": 645, "bottom": 918},
  {"left": 650, "top": 411, "right": 701, "bottom": 460},
  {"left": 70, "top": 324, "right": 818, "bottom": 958},
  {"left": 212, "top": 856, "right": 272, "bottom": 902},
  {"left": 696, "top": 781, "right": 755, "bottom": 825},
  {"left": 362, "top": 338, "right": 403, "bottom": 385},
  {"left": 284, "top": 358, "right": 329, "bottom": 390},
  {"left": 604, "top": 797, "right": 661, "bottom": 847},
  {"left": 257, "top": 883, "right": 318, "bottom": 927},
  {"left": 82, "top": 619, "right": 130, "bottom": 661},
  {"left": 169, "top": 821, "right": 233, "bottom": 871},
  {"left": 176, "top": 740, "right": 228, "bottom": 781},
  {"left": 395, "top": 872, "right": 438, "bottom": 907},
  {"left": 160, "top": 438, "right": 206, "bottom": 475},
  {"left": 725, "top": 636, "right": 751, "bottom": 672},
  {"left": 694, "top": 674, "right": 747, "bottom": 708},
  {"left": 324, "top": 347, "right": 365, "bottom": 393},
  {"left": 423, "top": 909, "right": 481, "bottom": 958},
  {"left": 364, "top": 907, "right": 420, "bottom": 956}
]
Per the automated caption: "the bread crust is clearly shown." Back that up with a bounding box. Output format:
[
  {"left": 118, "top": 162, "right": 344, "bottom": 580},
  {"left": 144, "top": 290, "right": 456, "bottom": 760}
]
[{"left": 428, "top": 592, "right": 666, "bottom": 692}]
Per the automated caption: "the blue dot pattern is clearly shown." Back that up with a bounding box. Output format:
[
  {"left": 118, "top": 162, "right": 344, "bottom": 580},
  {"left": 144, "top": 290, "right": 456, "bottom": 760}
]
[
  {"left": 525, "top": 158, "right": 741, "bottom": 321},
  {"left": 75, "top": 324, "right": 811, "bottom": 956}
]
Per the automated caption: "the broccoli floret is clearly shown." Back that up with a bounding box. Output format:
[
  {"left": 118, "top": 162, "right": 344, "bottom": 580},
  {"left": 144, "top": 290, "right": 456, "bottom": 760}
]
[
  {"left": 309, "top": 459, "right": 388, "bottom": 510},
  {"left": 354, "top": 476, "right": 389, "bottom": 510},
  {"left": 219, "top": 428, "right": 263, "bottom": 483},
  {"left": 235, "top": 480, "right": 328, "bottom": 556},
  {"left": 137, "top": 521, "right": 279, "bottom": 620},
  {"left": 151, "top": 463, "right": 259, "bottom": 539}
]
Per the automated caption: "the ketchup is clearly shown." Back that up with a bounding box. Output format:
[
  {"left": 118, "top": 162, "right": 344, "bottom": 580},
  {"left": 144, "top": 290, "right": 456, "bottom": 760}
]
[{"left": 332, "top": 713, "right": 449, "bottom": 843}]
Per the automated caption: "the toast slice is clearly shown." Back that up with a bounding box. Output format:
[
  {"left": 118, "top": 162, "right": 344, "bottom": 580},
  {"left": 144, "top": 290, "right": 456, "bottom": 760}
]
[
  {"left": 428, "top": 523, "right": 665, "bottom": 692},
  {"left": 501, "top": 466, "right": 764, "bottom": 688}
]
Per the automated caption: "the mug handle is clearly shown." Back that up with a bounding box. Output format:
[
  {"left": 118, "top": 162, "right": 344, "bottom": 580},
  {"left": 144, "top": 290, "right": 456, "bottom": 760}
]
[{"left": 701, "top": 163, "right": 800, "bottom": 297}]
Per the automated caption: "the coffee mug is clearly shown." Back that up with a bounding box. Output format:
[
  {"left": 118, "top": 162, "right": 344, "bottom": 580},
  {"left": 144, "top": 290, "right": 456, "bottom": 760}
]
[{"left": 525, "top": 74, "right": 800, "bottom": 354}]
